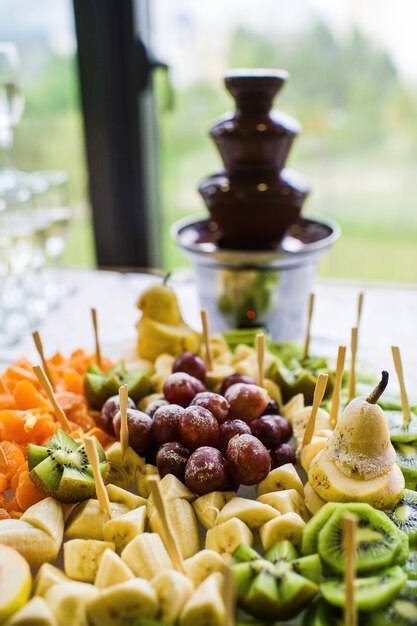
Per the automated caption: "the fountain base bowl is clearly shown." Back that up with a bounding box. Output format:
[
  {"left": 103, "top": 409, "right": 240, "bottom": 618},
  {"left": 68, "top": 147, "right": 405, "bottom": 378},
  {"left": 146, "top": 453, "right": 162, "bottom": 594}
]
[{"left": 171, "top": 215, "right": 340, "bottom": 340}]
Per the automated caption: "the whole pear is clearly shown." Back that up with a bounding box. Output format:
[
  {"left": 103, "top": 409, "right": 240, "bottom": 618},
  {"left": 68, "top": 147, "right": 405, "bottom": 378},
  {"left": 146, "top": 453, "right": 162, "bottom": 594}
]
[{"left": 137, "top": 281, "right": 183, "bottom": 325}]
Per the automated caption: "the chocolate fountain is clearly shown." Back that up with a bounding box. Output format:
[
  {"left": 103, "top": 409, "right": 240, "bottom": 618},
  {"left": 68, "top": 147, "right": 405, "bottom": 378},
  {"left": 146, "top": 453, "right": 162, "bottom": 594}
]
[{"left": 172, "top": 70, "right": 339, "bottom": 339}]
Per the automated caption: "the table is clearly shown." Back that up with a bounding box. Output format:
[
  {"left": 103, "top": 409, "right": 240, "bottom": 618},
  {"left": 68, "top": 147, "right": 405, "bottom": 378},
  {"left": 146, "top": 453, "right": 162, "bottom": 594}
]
[{"left": 1, "top": 268, "right": 417, "bottom": 391}]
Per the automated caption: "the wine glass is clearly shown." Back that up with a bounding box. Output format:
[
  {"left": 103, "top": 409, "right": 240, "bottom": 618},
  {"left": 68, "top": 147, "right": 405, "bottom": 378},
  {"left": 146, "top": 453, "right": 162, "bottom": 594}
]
[{"left": 0, "top": 42, "right": 25, "bottom": 190}]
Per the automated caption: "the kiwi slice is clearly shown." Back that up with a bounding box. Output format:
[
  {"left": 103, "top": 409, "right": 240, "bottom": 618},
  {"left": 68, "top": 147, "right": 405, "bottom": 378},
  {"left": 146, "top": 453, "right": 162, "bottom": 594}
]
[
  {"left": 233, "top": 541, "right": 319, "bottom": 621},
  {"left": 368, "top": 580, "right": 417, "bottom": 626},
  {"left": 233, "top": 544, "right": 261, "bottom": 563},
  {"left": 321, "top": 565, "right": 407, "bottom": 611},
  {"left": 394, "top": 528, "right": 411, "bottom": 566},
  {"left": 84, "top": 362, "right": 152, "bottom": 409},
  {"left": 28, "top": 429, "right": 108, "bottom": 503},
  {"left": 404, "top": 551, "right": 417, "bottom": 580},
  {"left": 318, "top": 503, "right": 401, "bottom": 574},
  {"left": 395, "top": 443, "right": 417, "bottom": 488},
  {"left": 388, "top": 489, "right": 417, "bottom": 547},
  {"left": 387, "top": 410, "right": 417, "bottom": 442},
  {"left": 302, "top": 598, "right": 343, "bottom": 626},
  {"left": 301, "top": 502, "right": 339, "bottom": 555}
]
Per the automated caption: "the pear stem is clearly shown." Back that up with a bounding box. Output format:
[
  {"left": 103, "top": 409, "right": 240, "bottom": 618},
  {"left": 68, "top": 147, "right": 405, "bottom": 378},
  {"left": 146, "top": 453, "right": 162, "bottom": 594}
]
[
  {"left": 366, "top": 371, "right": 389, "bottom": 404},
  {"left": 163, "top": 272, "right": 171, "bottom": 286}
]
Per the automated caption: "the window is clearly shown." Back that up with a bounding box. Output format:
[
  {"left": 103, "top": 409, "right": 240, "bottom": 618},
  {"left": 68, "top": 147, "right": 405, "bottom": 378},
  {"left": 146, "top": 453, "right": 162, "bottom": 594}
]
[{"left": 151, "top": 0, "right": 417, "bottom": 282}]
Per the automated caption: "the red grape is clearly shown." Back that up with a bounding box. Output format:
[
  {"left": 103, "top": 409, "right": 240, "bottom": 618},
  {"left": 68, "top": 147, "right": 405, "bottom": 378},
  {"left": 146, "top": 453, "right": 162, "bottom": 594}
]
[
  {"left": 220, "top": 373, "right": 256, "bottom": 396},
  {"left": 225, "top": 383, "right": 269, "bottom": 422},
  {"left": 113, "top": 408, "right": 154, "bottom": 454},
  {"left": 190, "top": 392, "right": 230, "bottom": 423},
  {"left": 163, "top": 372, "right": 205, "bottom": 407},
  {"left": 151, "top": 404, "right": 184, "bottom": 444},
  {"left": 218, "top": 419, "right": 251, "bottom": 454},
  {"left": 270, "top": 443, "right": 296, "bottom": 468},
  {"left": 145, "top": 398, "right": 169, "bottom": 418},
  {"left": 173, "top": 352, "right": 206, "bottom": 383},
  {"left": 250, "top": 415, "right": 291, "bottom": 448},
  {"left": 156, "top": 442, "right": 190, "bottom": 480},
  {"left": 261, "top": 398, "right": 280, "bottom": 415},
  {"left": 226, "top": 434, "right": 271, "bottom": 485},
  {"left": 99, "top": 395, "right": 137, "bottom": 436},
  {"left": 185, "top": 447, "right": 229, "bottom": 495},
  {"left": 179, "top": 406, "right": 219, "bottom": 451}
]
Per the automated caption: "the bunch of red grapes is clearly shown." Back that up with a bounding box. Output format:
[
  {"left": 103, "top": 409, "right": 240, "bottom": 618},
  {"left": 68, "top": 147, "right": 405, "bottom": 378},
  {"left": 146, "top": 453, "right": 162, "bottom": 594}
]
[{"left": 98, "top": 352, "right": 295, "bottom": 496}]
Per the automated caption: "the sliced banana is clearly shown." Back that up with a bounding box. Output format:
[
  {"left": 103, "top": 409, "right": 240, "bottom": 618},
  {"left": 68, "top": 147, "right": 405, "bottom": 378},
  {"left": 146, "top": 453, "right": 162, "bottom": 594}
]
[
  {"left": 136, "top": 463, "right": 158, "bottom": 499},
  {"left": 151, "top": 570, "right": 193, "bottom": 623},
  {"left": 257, "top": 489, "right": 310, "bottom": 522},
  {"left": 257, "top": 463, "right": 304, "bottom": 496},
  {"left": 216, "top": 497, "right": 279, "bottom": 531},
  {"left": 44, "top": 581, "right": 98, "bottom": 626},
  {"left": 193, "top": 491, "right": 235, "bottom": 529},
  {"left": 64, "top": 539, "right": 115, "bottom": 583},
  {"left": 281, "top": 393, "right": 304, "bottom": 423},
  {"left": 121, "top": 532, "right": 173, "bottom": 579},
  {"left": 5, "top": 596, "right": 57, "bottom": 626},
  {"left": 180, "top": 572, "right": 225, "bottom": 626},
  {"left": 304, "top": 481, "right": 326, "bottom": 514},
  {"left": 103, "top": 506, "right": 146, "bottom": 553},
  {"left": 33, "top": 564, "right": 69, "bottom": 597},
  {"left": 206, "top": 518, "right": 253, "bottom": 554},
  {"left": 105, "top": 484, "right": 147, "bottom": 510},
  {"left": 86, "top": 579, "right": 158, "bottom": 626},
  {"left": 65, "top": 500, "right": 129, "bottom": 541},
  {"left": 106, "top": 442, "right": 143, "bottom": 490},
  {"left": 184, "top": 549, "right": 225, "bottom": 587},
  {"left": 0, "top": 520, "right": 60, "bottom": 567},
  {"left": 149, "top": 499, "right": 199, "bottom": 559},
  {"left": 259, "top": 512, "right": 306, "bottom": 550},
  {"left": 94, "top": 549, "right": 134, "bottom": 589}
]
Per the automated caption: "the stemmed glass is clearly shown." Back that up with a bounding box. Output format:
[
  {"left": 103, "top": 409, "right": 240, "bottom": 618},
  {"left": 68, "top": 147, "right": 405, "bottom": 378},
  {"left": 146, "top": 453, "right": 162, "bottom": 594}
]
[{"left": 0, "top": 42, "right": 25, "bottom": 191}]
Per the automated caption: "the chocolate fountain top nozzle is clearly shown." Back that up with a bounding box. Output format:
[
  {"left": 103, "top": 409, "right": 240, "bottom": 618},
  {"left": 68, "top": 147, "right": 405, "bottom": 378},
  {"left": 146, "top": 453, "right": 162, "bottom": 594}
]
[{"left": 224, "top": 69, "right": 289, "bottom": 117}]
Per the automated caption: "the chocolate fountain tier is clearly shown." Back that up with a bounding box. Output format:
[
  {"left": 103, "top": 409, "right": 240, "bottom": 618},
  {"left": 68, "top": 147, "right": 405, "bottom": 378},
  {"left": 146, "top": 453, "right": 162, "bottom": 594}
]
[
  {"left": 199, "top": 168, "right": 310, "bottom": 250},
  {"left": 200, "top": 69, "right": 310, "bottom": 249}
]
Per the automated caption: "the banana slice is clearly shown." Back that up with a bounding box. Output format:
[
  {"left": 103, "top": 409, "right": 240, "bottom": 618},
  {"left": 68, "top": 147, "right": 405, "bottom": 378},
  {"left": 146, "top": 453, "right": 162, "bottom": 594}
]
[
  {"left": 94, "top": 549, "right": 134, "bottom": 589},
  {"left": 149, "top": 499, "right": 199, "bottom": 558},
  {"left": 292, "top": 406, "right": 331, "bottom": 449},
  {"left": 34, "top": 564, "right": 69, "bottom": 597},
  {"left": 263, "top": 378, "right": 283, "bottom": 406},
  {"left": 87, "top": 579, "right": 158, "bottom": 626},
  {"left": 216, "top": 497, "right": 279, "bottom": 531},
  {"left": 65, "top": 500, "right": 129, "bottom": 541},
  {"left": 106, "top": 442, "right": 143, "bottom": 490},
  {"left": 184, "top": 549, "right": 225, "bottom": 587},
  {"left": 257, "top": 464, "right": 304, "bottom": 496},
  {"left": 180, "top": 572, "right": 225, "bottom": 626},
  {"left": 64, "top": 539, "right": 115, "bottom": 583},
  {"left": 257, "top": 489, "right": 310, "bottom": 522},
  {"left": 103, "top": 506, "right": 146, "bottom": 553},
  {"left": 259, "top": 512, "right": 306, "bottom": 550},
  {"left": 105, "top": 484, "right": 147, "bottom": 510},
  {"left": 21, "top": 497, "right": 64, "bottom": 547},
  {"left": 193, "top": 492, "right": 236, "bottom": 529},
  {"left": 6, "top": 596, "right": 57, "bottom": 626},
  {"left": 206, "top": 518, "right": 253, "bottom": 554},
  {"left": 281, "top": 393, "right": 304, "bottom": 423},
  {"left": 152, "top": 570, "right": 193, "bottom": 623},
  {"left": 136, "top": 464, "right": 158, "bottom": 499},
  {"left": 0, "top": 520, "right": 60, "bottom": 567},
  {"left": 121, "top": 532, "right": 173, "bottom": 579},
  {"left": 44, "top": 582, "right": 98, "bottom": 626},
  {"left": 300, "top": 434, "right": 329, "bottom": 471},
  {"left": 147, "top": 475, "right": 195, "bottom": 518},
  {"left": 304, "top": 481, "right": 326, "bottom": 514}
]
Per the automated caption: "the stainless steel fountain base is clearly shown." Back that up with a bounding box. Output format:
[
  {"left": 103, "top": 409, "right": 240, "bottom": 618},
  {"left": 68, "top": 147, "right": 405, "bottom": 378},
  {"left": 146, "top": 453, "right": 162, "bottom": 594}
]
[{"left": 172, "top": 216, "right": 340, "bottom": 340}]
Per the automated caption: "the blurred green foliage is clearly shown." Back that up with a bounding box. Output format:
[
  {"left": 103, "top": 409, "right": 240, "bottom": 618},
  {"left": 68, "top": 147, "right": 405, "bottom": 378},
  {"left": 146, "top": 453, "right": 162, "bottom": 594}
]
[{"left": 12, "top": 20, "right": 417, "bottom": 280}]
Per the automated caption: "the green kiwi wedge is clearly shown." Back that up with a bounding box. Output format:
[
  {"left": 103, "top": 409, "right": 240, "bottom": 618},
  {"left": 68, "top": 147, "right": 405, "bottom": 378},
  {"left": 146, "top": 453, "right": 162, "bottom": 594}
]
[
  {"left": 233, "top": 544, "right": 261, "bottom": 563},
  {"left": 368, "top": 580, "right": 417, "bottom": 625},
  {"left": 388, "top": 489, "right": 417, "bottom": 547},
  {"left": 302, "top": 598, "right": 343, "bottom": 626},
  {"left": 233, "top": 541, "right": 319, "bottom": 621},
  {"left": 318, "top": 503, "right": 401, "bottom": 574},
  {"left": 301, "top": 502, "right": 339, "bottom": 555},
  {"left": 395, "top": 443, "right": 417, "bottom": 488},
  {"left": 84, "top": 362, "right": 152, "bottom": 409},
  {"left": 28, "top": 429, "right": 108, "bottom": 503},
  {"left": 387, "top": 410, "right": 417, "bottom": 442},
  {"left": 321, "top": 565, "right": 407, "bottom": 611},
  {"left": 404, "top": 551, "right": 417, "bottom": 580}
]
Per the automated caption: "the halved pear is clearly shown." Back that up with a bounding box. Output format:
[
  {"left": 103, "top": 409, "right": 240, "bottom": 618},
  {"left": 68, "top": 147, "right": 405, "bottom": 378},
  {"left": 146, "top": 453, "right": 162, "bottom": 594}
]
[
  {"left": 309, "top": 449, "right": 405, "bottom": 509},
  {"left": 0, "top": 545, "right": 31, "bottom": 622}
]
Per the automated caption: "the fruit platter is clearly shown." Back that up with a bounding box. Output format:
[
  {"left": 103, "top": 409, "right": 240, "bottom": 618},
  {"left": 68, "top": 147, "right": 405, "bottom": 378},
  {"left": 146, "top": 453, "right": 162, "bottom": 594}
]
[{"left": 1, "top": 280, "right": 417, "bottom": 626}]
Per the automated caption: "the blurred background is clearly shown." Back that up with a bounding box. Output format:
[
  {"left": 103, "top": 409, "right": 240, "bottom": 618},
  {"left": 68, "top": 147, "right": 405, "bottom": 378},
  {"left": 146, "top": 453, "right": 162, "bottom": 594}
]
[{"left": 1, "top": 0, "right": 417, "bottom": 281}]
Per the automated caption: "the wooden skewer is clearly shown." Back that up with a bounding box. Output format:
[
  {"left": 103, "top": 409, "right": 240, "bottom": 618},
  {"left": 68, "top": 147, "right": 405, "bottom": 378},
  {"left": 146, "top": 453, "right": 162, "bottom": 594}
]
[
  {"left": 356, "top": 292, "right": 364, "bottom": 329},
  {"left": 391, "top": 346, "right": 411, "bottom": 426},
  {"left": 0, "top": 443, "right": 8, "bottom": 470},
  {"left": 302, "top": 373, "right": 329, "bottom": 448},
  {"left": 256, "top": 333, "right": 265, "bottom": 388},
  {"left": 119, "top": 384, "right": 129, "bottom": 457},
  {"left": 33, "top": 365, "right": 71, "bottom": 432},
  {"left": 222, "top": 554, "right": 236, "bottom": 626},
  {"left": 91, "top": 308, "right": 103, "bottom": 370},
  {"left": 302, "top": 292, "right": 315, "bottom": 360},
  {"left": 330, "top": 346, "right": 347, "bottom": 427},
  {"left": 147, "top": 474, "right": 186, "bottom": 574},
  {"left": 347, "top": 327, "right": 358, "bottom": 403},
  {"left": 32, "top": 330, "right": 54, "bottom": 389},
  {"left": 344, "top": 513, "right": 358, "bottom": 626},
  {"left": 200, "top": 309, "right": 214, "bottom": 371},
  {"left": 83, "top": 435, "right": 112, "bottom": 519}
]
